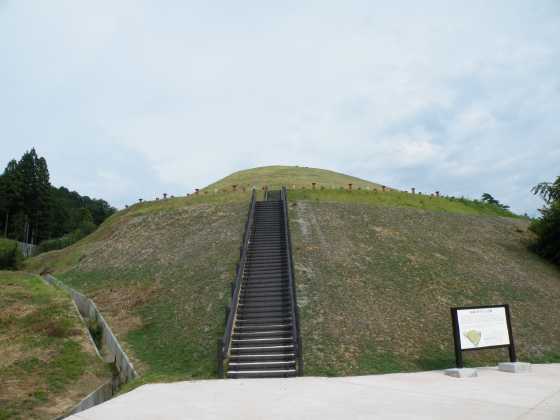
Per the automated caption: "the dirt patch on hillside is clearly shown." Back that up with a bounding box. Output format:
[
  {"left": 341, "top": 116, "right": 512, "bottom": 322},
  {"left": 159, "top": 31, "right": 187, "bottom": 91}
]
[{"left": 90, "top": 283, "right": 161, "bottom": 335}]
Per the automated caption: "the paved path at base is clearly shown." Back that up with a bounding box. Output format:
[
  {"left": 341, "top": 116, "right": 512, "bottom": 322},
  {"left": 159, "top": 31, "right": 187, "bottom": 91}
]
[{"left": 70, "top": 364, "right": 560, "bottom": 420}]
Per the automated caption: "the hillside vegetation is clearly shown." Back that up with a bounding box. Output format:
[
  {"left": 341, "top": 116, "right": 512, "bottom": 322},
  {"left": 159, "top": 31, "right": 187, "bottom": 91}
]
[
  {"left": 289, "top": 198, "right": 560, "bottom": 375},
  {"left": 1, "top": 148, "right": 114, "bottom": 245},
  {"left": 22, "top": 166, "right": 559, "bottom": 386},
  {"left": 0, "top": 272, "right": 110, "bottom": 419},
  {"left": 204, "top": 165, "right": 384, "bottom": 192},
  {"left": 26, "top": 192, "right": 251, "bottom": 385}
]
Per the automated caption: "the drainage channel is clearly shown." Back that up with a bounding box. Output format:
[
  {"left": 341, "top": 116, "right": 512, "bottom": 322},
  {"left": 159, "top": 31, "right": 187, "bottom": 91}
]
[{"left": 42, "top": 274, "right": 138, "bottom": 418}]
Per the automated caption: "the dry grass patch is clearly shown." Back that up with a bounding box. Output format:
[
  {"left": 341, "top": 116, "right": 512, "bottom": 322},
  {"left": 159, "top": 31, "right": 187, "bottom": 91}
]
[{"left": 0, "top": 272, "right": 111, "bottom": 420}]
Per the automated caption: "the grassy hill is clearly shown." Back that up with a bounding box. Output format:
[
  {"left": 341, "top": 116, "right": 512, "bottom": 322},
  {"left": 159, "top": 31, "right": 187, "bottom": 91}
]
[
  {"left": 204, "top": 165, "right": 384, "bottom": 192},
  {"left": 22, "top": 165, "right": 560, "bottom": 387},
  {"left": 0, "top": 272, "right": 111, "bottom": 419},
  {"left": 289, "top": 199, "right": 560, "bottom": 375},
  {"left": 25, "top": 192, "right": 251, "bottom": 386}
]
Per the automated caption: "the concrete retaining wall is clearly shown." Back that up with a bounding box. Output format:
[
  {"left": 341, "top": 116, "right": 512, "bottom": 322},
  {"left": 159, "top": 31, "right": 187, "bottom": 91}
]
[
  {"left": 64, "top": 380, "right": 114, "bottom": 417},
  {"left": 43, "top": 274, "right": 138, "bottom": 382},
  {"left": 43, "top": 274, "right": 138, "bottom": 417}
]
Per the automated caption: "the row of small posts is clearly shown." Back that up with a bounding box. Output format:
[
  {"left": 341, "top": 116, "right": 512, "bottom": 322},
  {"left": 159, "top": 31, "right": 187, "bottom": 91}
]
[{"left": 129, "top": 184, "right": 444, "bottom": 207}]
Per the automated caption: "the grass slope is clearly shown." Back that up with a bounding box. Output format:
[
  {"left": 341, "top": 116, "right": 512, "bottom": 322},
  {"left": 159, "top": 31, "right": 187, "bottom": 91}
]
[
  {"left": 204, "top": 165, "right": 384, "bottom": 192},
  {"left": 26, "top": 192, "right": 251, "bottom": 385},
  {"left": 0, "top": 272, "right": 110, "bottom": 420},
  {"left": 290, "top": 189, "right": 519, "bottom": 218},
  {"left": 23, "top": 166, "right": 550, "bottom": 385},
  {"left": 289, "top": 196, "right": 560, "bottom": 376}
]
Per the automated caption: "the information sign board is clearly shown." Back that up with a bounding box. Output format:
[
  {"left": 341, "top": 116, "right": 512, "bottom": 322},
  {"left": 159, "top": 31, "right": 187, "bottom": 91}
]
[{"left": 450, "top": 304, "right": 516, "bottom": 368}]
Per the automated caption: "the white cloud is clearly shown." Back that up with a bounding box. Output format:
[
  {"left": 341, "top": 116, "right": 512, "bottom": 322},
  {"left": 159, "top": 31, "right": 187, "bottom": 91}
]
[{"left": 1, "top": 0, "right": 559, "bottom": 213}]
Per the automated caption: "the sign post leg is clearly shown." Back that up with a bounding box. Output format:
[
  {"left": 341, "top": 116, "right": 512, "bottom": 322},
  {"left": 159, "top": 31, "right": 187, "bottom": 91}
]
[
  {"left": 504, "top": 304, "right": 517, "bottom": 363},
  {"left": 451, "top": 309, "right": 464, "bottom": 368}
]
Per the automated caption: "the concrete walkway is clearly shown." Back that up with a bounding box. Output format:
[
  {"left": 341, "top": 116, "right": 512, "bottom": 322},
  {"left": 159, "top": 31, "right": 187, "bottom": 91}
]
[{"left": 70, "top": 364, "right": 560, "bottom": 420}]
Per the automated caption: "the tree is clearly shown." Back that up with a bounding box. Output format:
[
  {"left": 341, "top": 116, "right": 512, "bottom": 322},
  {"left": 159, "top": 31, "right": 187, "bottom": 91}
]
[
  {"left": 11, "top": 149, "right": 52, "bottom": 243},
  {"left": 0, "top": 159, "right": 24, "bottom": 238},
  {"left": 1, "top": 149, "right": 116, "bottom": 244},
  {"left": 530, "top": 176, "right": 560, "bottom": 265},
  {"left": 532, "top": 177, "right": 560, "bottom": 205},
  {"left": 481, "top": 193, "right": 510, "bottom": 210},
  {"left": 34, "top": 156, "right": 52, "bottom": 242}
]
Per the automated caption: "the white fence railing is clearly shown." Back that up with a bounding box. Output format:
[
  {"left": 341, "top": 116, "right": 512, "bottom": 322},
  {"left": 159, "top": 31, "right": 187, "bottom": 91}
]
[{"left": 17, "top": 241, "right": 36, "bottom": 257}]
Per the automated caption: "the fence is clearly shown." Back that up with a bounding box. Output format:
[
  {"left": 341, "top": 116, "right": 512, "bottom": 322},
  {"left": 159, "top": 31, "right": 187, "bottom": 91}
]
[{"left": 17, "top": 241, "right": 36, "bottom": 257}]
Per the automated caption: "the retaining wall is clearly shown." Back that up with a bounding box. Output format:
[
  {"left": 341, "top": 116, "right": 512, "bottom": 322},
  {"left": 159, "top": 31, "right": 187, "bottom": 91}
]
[
  {"left": 62, "top": 381, "right": 114, "bottom": 418},
  {"left": 43, "top": 274, "right": 138, "bottom": 417}
]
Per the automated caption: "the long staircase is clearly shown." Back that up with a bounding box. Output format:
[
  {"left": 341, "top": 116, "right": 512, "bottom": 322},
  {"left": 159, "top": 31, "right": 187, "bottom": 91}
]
[{"left": 219, "top": 187, "right": 303, "bottom": 379}]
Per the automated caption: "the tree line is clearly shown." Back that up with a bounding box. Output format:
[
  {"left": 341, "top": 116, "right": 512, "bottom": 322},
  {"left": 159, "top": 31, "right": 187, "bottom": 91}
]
[
  {"left": 531, "top": 176, "right": 560, "bottom": 265},
  {"left": 0, "top": 149, "right": 115, "bottom": 245}
]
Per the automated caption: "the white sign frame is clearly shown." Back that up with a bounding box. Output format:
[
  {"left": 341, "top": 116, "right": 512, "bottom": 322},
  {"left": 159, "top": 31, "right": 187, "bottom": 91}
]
[
  {"left": 450, "top": 304, "right": 516, "bottom": 368},
  {"left": 456, "top": 306, "right": 510, "bottom": 350}
]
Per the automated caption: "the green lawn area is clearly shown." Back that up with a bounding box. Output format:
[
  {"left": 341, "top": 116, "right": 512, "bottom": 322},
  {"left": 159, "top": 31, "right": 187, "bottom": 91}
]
[
  {"left": 0, "top": 271, "right": 110, "bottom": 420},
  {"left": 204, "top": 165, "right": 384, "bottom": 192},
  {"left": 289, "top": 188, "right": 521, "bottom": 218}
]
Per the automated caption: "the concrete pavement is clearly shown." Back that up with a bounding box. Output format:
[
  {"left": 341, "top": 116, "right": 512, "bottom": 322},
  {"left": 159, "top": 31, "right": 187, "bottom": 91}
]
[{"left": 70, "top": 364, "right": 560, "bottom": 420}]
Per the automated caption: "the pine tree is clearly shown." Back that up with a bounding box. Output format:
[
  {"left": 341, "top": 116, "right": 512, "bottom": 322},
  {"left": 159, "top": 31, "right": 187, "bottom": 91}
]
[
  {"left": 1, "top": 149, "right": 115, "bottom": 243},
  {"left": 34, "top": 156, "right": 52, "bottom": 242},
  {"left": 0, "top": 160, "right": 24, "bottom": 238}
]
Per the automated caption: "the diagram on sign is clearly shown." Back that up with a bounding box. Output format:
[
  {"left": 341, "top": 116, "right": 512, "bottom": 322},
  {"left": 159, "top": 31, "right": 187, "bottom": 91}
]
[{"left": 463, "top": 329, "right": 482, "bottom": 347}]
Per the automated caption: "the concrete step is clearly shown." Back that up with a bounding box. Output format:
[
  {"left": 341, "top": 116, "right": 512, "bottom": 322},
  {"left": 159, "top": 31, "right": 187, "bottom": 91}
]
[
  {"left": 235, "top": 317, "right": 292, "bottom": 325},
  {"left": 233, "top": 330, "right": 292, "bottom": 338},
  {"left": 227, "top": 369, "right": 297, "bottom": 378},
  {"left": 230, "top": 344, "right": 294, "bottom": 354},
  {"left": 234, "top": 323, "right": 292, "bottom": 332},
  {"left": 228, "top": 361, "right": 296, "bottom": 371},
  {"left": 232, "top": 337, "right": 294, "bottom": 346}
]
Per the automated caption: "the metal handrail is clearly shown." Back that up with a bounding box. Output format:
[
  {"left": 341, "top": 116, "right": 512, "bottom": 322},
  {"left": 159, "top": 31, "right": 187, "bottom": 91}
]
[
  {"left": 281, "top": 186, "right": 304, "bottom": 375},
  {"left": 219, "top": 188, "right": 256, "bottom": 376}
]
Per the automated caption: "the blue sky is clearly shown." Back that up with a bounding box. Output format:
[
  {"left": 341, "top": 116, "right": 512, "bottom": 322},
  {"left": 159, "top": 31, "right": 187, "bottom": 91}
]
[{"left": 1, "top": 1, "right": 559, "bottom": 214}]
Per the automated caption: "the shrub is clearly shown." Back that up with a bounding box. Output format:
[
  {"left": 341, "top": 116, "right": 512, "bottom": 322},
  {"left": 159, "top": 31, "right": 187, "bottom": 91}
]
[
  {"left": 87, "top": 318, "right": 103, "bottom": 349},
  {"left": 36, "top": 221, "right": 97, "bottom": 255},
  {"left": 0, "top": 238, "right": 23, "bottom": 270},
  {"left": 530, "top": 201, "right": 560, "bottom": 265}
]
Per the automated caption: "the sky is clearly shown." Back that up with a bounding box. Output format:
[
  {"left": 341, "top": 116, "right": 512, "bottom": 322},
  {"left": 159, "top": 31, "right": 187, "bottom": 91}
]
[{"left": 1, "top": 1, "right": 559, "bottom": 214}]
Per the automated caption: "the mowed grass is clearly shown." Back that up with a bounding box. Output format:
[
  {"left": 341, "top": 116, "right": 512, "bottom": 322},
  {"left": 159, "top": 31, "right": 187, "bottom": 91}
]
[
  {"left": 290, "top": 188, "right": 520, "bottom": 218},
  {"left": 25, "top": 191, "right": 252, "bottom": 385},
  {"left": 204, "top": 165, "right": 384, "bottom": 192},
  {"left": 25, "top": 191, "right": 251, "bottom": 274},
  {"left": 289, "top": 199, "right": 560, "bottom": 376},
  {"left": 0, "top": 272, "right": 110, "bottom": 420},
  {"left": 21, "top": 165, "right": 549, "bottom": 386}
]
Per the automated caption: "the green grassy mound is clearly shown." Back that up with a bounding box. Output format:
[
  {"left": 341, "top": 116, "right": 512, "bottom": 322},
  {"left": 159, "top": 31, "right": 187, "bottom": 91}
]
[
  {"left": 25, "top": 192, "right": 251, "bottom": 385},
  {"left": 0, "top": 272, "right": 111, "bottom": 419},
  {"left": 290, "top": 188, "right": 519, "bottom": 218},
  {"left": 22, "top": 165, "right": 558, "bottom": 386},
  {"left": 204, "top": 165, "right": 384, "bottom": 192},
  {"left": 289, "top": 197, "right": 560, "bottom": 375}
]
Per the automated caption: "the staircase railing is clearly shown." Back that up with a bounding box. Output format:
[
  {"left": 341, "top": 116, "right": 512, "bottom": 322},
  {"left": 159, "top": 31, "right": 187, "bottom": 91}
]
[
  {"left": 281, "top": 186, "right": 304, "bottom": 376},
  {"left": 218, "top": 188, "right": 256, "bottom": 377}
]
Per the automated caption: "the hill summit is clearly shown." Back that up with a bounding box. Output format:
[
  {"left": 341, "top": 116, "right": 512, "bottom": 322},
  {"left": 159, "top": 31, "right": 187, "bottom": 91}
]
[{"left": 203, "top": 165, "right": 384, "bottom": 192}]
